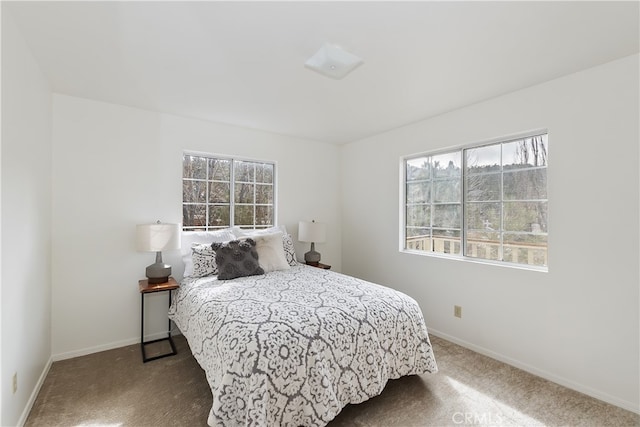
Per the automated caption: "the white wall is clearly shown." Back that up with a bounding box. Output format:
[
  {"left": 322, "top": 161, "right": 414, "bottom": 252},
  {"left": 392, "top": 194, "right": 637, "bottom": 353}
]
[
  {"left": 51, "top": 95, "right": 341, "bottom": 358},
  {"left": 4, "top": 7, "right": 637, "bottom": 419},
  {"left": 341, "top": 54, "right": 639, "bottom": 412},
  {"left": 1, "top": 9, "right": 53, "bottom": 426}
]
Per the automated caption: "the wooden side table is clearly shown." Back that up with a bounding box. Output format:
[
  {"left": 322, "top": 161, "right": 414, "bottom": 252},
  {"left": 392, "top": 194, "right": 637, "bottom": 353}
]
[
  {"left": 306, "top": 262, "right": 331, "bottom": 270},
  {"left": 139, "top": 277, "right": 179, "bottom": 363}
]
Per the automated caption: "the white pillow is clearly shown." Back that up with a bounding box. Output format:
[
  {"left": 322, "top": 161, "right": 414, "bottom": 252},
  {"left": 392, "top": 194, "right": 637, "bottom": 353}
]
[
  {"left": 181, "top": 229, "right": 236, "bottom": 277},
  {"left": 252, "top": 232, "right": 290, "bottom": 273},
  {"left": 232, "top": 225, "right": 288, "bottom": 238},
  {"left": 233, "top": 225, "right": 298, "bottom": 266}
]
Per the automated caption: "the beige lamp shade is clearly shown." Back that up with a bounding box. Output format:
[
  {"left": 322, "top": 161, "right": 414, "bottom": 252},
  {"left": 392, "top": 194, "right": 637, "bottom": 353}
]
[
  {"left": 298, "top": 221, "right": 326, "bottom": 243},
  {"left": 136, "top": 223, "right": 181, "bottom": 252}
]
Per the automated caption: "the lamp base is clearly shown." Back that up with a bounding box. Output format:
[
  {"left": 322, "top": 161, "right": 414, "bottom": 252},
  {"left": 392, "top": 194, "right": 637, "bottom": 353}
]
[
  {"left": 304, "top": 249, "right": 321, "bottom": 265},
  {"left": 146, "top": 262, "right": 172, "bottom": 285}
]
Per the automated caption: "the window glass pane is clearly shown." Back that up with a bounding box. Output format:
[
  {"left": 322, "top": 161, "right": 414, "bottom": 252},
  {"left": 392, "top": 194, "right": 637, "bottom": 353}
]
[
  {"left": 406, "top": 182, "right": 430, "bottom": 204},
  {"left": 209, "top": 182, "right": 230, "bottom": 203},
  {"left": 503, "top": 169, "right": 547, "bottom": 200},
  {"left": 503, "top": 135, "right": 548, "bottom": 169},
  {"left": 504, "top": 202, "right": 547, "bottom": 233},
  {"left": 255, "top": 184, "right": 273, "bottom": 204},
  {"left": 406, "top": 228, "right": 430, "bottom": 251},
  {"left": 406, "top": 227, "right": 430, "bottom": 238},
  {"left": 255, "top": 205, "right": 273, "bottom": 227},
  {"left": 406, "top": 157, "right": 430, "bottom": 181},
  {"left": 209, "top": 159, "right": 231, "bottom": 181},
  {"left": 234, "top": 161, "right": 255, "bottom": 182},
  {"left": 432, "top": 229, "right": 461, "bottom": 254},
  {"left": 404, "top": 150, "right": 460, "bottom": 255},
  {"left": 503, "top": 233, "right": 547, "bottom": 246},
  {"left": 234, "top": 205, "right": 254, "bottom": 226},
  {"left": 502, "top": 140, "right": 525, "bottom": 169},
  {"left": 208, "top": 205, "right": 230, "bottom": 228},
  {"left": 466, "top": 173, "right": 501, "bottom": 201},
  {"left": 503, "top": 233, "right": 547, "bottom": 266},
  {"left": 432, "top": 204, "right": 460, "bottom": 229},
  {"left": 406, "top": 204, "right": 430, "bottom": 227},
  {"left": 466, "top": 230, "right": 501, "bottom": 261},
  {"left": 465, "top": 202, "right": 501, "bottom": 231},
  {"left": 183, "top": 180, "right": 206, "bottom": 203},
  {"left": 433, "top": 152, "right": 461, "bottom": 178},
  {"left": 255, "top": 163, "right": 274, "bottom": 183},
  {"left": 183, "top": 204, "right": 206, "bottom": 228},
  {"left": 466, "top": 144, "right": 501, "bottom": 173},
  {"left": 503, "top": 246, "right": 547, "bottom": 266},
  {"left": 183, "top": 155, "right": 207, "bottom": 179},
  {"left": 433, "top": 178, "right": 460, "bottom": 203},
  {"left": 235, "top": 183, "right": 254, "bottom": 204}
]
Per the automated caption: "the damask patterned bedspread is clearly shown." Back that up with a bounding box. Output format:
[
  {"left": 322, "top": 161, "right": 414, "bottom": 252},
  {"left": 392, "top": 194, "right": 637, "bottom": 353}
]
[{"left": 169, "top": 264, "right": 437, "bottom": 426}]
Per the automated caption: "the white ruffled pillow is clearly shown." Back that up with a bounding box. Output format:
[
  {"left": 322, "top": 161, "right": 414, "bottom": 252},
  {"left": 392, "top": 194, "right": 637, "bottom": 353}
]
[
  {"left": 233, "top": 225, "right": 298, "bottom": 266},
  {"left": 252, "top": 232, "right": 290, "bottom": 273}
]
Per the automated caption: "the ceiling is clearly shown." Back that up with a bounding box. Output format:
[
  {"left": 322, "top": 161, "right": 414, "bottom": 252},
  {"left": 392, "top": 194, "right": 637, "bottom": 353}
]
[{"left": 5, "top": 1, "right": 639, "bottom": 145}]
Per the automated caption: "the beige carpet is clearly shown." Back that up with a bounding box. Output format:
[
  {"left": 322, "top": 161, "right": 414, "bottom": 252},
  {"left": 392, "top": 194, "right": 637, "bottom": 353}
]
[{"left": 25, "top": 335, "right": 638, "bottom": 427}]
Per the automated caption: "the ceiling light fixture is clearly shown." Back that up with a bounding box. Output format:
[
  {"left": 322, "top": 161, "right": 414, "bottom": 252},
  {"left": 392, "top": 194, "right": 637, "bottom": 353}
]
[{"left": 304, "top": 43, "right": 363, "bottom": 80}]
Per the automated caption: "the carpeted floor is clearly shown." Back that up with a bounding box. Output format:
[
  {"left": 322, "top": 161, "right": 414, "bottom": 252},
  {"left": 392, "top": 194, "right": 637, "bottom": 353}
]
[{"left": 25, "top": 335, "right": 639, "bottom": 427}]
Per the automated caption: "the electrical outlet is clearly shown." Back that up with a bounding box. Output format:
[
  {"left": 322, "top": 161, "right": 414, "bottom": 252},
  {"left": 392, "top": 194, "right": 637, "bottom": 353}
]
[
  {"left": 454, "top": 305, "right": 462, "bottom": 318},
  {"left": 12, "top": 373, "right": 17, "bottom": 394}
]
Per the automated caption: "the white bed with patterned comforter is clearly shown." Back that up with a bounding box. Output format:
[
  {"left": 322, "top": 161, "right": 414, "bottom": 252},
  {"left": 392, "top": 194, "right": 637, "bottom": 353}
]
[{"left": 169, "top": 263, "right": 437, "bottom": 426}]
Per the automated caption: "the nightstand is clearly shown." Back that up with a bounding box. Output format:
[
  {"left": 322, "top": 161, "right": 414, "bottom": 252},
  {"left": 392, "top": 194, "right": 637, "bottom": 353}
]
[
  {"left": 306, "top": 262, "right": 331, "bottom": 270},
  {"left": 139, "top": 277, "right": 179, "bottom": 363}
]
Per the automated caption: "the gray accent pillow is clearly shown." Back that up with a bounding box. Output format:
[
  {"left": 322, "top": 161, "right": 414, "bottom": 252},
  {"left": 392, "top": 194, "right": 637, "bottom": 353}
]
[{"left": 212, "top": 238, "right": 264, "bottom": 280}]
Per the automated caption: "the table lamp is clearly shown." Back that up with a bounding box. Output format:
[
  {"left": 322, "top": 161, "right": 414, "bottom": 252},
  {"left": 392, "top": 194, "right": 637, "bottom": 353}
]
[
  {"left": 136, "top": 221, "right": 181, "bottom": 284},
  {"left": 298, "top": 220, "right": 327, "bottom": 266}
]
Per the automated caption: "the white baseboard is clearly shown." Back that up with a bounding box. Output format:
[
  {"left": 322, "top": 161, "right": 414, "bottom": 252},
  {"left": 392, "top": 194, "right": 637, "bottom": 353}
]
[
  {"left": 428, "top": 328, "right": 640, "bottom": 415},
  {"left": 17, "top": 356, "right": 53, "bottom": 427},
  {"left": 52, "top": 330, "right": 180, "bottom": 362}
]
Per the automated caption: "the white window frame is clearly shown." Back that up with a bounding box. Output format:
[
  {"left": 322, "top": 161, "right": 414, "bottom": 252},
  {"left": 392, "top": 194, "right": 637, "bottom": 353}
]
[
  {"left": 182, "top": 151, "right": 277, "bottom": 231},
  {"left": 400, "top": 130, "right": 548, "bottom": 272}
]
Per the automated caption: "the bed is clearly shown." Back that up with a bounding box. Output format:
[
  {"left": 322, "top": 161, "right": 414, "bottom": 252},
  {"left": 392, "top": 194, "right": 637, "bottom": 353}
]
[{"left": 169, "top": 229, "right": 437, "bottom": 426}]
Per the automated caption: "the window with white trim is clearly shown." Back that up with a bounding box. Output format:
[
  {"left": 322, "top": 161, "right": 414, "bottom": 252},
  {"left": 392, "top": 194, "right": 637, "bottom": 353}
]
[
  {"left": 403, "top": 133, "right": 548, "bottom": 269},
  {"left": 182, "top": 153, "right": 275, "bottom": 231}
]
